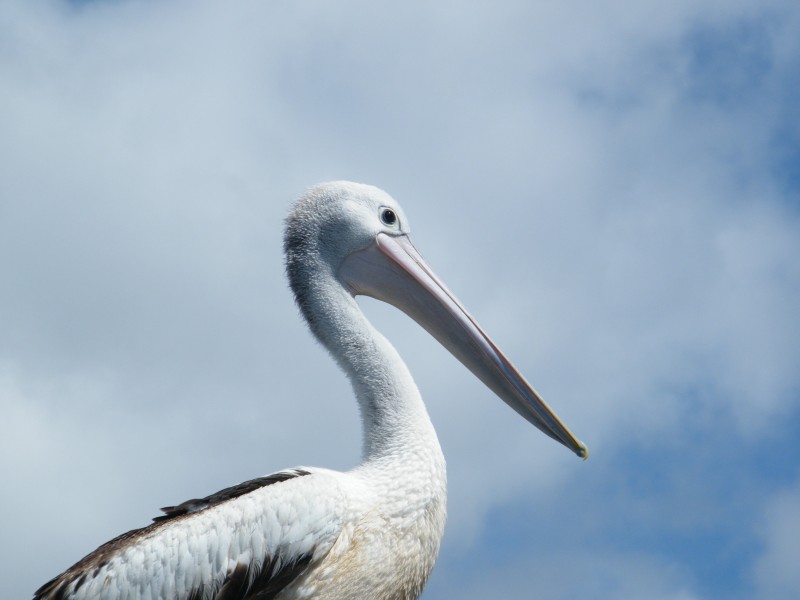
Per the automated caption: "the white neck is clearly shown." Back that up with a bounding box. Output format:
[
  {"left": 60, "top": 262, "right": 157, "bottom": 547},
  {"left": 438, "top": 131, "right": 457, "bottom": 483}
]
[{"left": 306, "top": 274, "right": 441, "bottom": 463}]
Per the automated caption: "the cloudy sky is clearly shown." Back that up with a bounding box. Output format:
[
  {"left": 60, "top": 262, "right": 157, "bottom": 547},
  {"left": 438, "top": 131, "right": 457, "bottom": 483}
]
[{"left": 2, "top": 0, "right": 799, "bottom": 598}]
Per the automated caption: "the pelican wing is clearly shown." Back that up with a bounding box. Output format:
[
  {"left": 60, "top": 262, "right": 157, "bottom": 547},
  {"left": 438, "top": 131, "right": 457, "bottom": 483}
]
[
  {"left": 34, "top": 468, "right": 346, "bottom": 600},
  {"left": 154, "top": 469, "right": 312, "bottom": 522}
]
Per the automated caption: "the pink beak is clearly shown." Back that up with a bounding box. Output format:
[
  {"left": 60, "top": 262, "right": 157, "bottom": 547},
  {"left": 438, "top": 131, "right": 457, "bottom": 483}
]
[{"left": 339, "top": 232, "right": 587, "bottom": 459}]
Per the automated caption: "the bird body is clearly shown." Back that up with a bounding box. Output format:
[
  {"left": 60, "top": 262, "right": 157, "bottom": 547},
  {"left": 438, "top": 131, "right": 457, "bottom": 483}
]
[
  {"left": 35, "top": 182, "right": 583, "bottom": 600},
  {"left": 39, "top": 463, "right": 444, "bottom": 599}
]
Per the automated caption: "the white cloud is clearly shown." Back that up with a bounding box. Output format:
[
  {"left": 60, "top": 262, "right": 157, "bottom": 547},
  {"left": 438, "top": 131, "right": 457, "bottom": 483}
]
[
  {"left": 753, "top": 477, "right": 800, "bottom": 598},
  {"left": 428, "top": 547, "right": 703, "bottom": 600},
  {"left": 1, "top": 0, "right": 798, "bottom": 598}
]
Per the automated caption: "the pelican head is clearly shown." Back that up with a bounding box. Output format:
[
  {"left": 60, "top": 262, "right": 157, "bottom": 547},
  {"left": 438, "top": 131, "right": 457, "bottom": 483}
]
[{"left": 285, "top": 181, "right": 587, "bottom": 458}]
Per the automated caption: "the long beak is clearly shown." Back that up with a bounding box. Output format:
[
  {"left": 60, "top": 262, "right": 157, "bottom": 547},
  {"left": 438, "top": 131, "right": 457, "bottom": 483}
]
[{"left": 339, "top": 232, "right": 587, "bottom": 459}]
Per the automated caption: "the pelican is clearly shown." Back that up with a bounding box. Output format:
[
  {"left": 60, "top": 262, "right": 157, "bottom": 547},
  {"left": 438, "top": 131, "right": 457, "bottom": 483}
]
[{"left": 35, "top": 182, "right": 587, "bottom": 600}]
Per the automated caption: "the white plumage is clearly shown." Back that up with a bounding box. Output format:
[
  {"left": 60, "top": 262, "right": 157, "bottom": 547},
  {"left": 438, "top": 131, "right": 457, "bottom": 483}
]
[{"left": 35, "top": 182, "right": 585, "bottom": 600}]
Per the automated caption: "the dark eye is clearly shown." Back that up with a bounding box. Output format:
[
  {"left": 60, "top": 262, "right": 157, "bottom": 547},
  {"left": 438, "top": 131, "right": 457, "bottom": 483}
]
[{"left": 380, "top": 208, "right": 397, "bottom": 226}]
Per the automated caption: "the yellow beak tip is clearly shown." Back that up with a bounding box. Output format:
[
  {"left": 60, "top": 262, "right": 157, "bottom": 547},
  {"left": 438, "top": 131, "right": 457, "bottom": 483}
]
[{"left": 576, "top": 442, "right": 589, "bottom": 460}]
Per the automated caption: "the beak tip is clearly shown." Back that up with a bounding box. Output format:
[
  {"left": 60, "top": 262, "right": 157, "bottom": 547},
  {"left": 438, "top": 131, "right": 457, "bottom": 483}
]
[{"left": 575, "top": 442, "right": 589, "bottom": 460}]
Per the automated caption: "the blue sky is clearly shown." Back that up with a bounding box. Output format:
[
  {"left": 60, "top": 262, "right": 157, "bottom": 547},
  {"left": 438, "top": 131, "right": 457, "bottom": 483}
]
[{"left": 1, "top": 1, "right": 799, "bottom": 598}]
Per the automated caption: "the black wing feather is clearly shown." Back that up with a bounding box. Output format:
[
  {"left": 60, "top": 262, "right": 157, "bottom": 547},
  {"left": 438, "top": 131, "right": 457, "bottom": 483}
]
[{"left": 155, "top": 469, "right": 311, "bottom": 522}]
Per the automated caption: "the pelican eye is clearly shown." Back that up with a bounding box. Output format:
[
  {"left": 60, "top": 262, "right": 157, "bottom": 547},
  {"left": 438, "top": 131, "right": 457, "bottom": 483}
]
[{"left": 380, "top": 208, "right": 398, "bottom": 227}]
